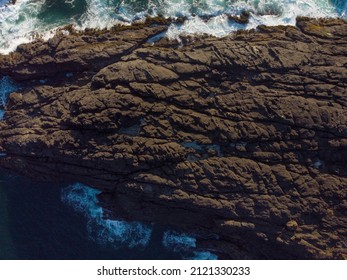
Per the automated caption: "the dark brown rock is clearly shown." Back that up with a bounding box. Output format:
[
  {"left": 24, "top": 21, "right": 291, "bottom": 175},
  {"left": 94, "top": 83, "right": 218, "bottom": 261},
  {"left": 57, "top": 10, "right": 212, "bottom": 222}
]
[{"left": 0, "top": 17, "right": 346, "bottom": 259}]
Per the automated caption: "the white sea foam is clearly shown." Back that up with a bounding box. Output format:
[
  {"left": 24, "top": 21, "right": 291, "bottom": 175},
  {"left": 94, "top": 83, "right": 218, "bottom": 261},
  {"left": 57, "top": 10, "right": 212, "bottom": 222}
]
[
  {"left": 61, "top": 183, "right": 152, "bottom": 248},
  {"left": 162, "top": 230, "right": 196, "bottom": 251},
  {"left": 78, "top": 0, "right": 121, "bottom": 30},
  {"left": 162, "top": 230, "right": 219, "bottom": 259},
  {"left": 0, "top": 0, "right": 42, "bottom": 54},
  {"left": 0, "top": 76, "right": 19, "bottom": 120},
  {"left": 0, "top": 0, "right": 346, "bottom": 53},
  {"left": 167, "top": 14, "right": 244, "bottom": 41},
  {"left": 245, "top": 0, "right": 341, "bottom": 29}
]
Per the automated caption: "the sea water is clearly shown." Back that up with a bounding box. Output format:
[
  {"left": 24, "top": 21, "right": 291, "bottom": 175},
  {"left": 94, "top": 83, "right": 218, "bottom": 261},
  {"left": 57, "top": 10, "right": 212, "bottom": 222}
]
[
  {"left": 0, "top": 0, "right": 346, "bottom": 53},
  {"left": 0, "top": 169, "right": 217, "bottom": 259},
  {"left": 61, "top": 183, "right": 152, "bottom": 248},
  {"left": 0, "top": 77, "right": 19, "bottom": 119}
]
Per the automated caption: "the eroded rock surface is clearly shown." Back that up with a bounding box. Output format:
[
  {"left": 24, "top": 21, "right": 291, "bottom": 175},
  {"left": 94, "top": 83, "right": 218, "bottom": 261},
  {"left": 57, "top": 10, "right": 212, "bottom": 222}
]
[{"left": 0, "top": 17, "right": 346, "bottom": 259}]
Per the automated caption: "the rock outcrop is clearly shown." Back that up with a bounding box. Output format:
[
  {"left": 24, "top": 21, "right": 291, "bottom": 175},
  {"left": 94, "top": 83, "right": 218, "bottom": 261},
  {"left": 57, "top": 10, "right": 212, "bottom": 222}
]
[{"left": 0, "top": 17, "right": 346, "bottom": 259}]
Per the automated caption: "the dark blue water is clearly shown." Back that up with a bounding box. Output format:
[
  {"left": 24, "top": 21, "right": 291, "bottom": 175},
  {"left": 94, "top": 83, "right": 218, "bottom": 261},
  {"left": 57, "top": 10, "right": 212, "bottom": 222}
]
[{"left": 0, "top": 168, "right": 204, "bottom": 260}]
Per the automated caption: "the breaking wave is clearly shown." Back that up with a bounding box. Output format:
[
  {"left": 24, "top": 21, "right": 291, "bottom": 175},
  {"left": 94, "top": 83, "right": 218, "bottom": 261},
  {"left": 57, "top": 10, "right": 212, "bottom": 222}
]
[
  {"left": 0, "top": 0, "right": 346, "bottom": 54},
  {"left": 61, "top": 183, "right": 152, "bottom": 248},
  {"left": 163, "top": 230, "right": 218, "bottom": 259}
]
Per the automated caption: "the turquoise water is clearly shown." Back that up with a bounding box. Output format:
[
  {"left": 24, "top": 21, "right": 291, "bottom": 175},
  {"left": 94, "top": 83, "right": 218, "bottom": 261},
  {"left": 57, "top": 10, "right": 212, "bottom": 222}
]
[{"left": 0, "top": 0, "right": 346, "bottom": 53}]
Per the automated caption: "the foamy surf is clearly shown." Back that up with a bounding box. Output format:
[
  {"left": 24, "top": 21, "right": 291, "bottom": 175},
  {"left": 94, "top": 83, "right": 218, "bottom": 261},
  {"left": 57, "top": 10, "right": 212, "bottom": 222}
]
[
  {"left": 61, "top": 183, "right": 152, "bottom": 248},
  {"left": 162, "top": 230, "right": 218, "bottom": 260},
  {"left": 0, "top": 76, "right": 19, "bottom": 119},
  {"left": 0, "top": 0, "right": 346, "bottom": 54},
  {"left": 162, "top": 231, "right": 197, "bottom": 251}
]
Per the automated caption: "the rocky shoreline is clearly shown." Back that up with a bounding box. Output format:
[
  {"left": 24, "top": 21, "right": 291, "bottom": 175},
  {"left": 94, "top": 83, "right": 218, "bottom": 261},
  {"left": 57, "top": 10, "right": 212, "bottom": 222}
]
[{"left": 0, "top": 17, "right": 346, "bottom": 259}]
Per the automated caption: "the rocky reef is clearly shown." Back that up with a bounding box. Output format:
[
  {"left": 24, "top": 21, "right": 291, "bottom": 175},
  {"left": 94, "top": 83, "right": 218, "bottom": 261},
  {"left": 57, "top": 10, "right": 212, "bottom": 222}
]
[{"left": 0, "top": 17, "right": 346, "bottom": 259}]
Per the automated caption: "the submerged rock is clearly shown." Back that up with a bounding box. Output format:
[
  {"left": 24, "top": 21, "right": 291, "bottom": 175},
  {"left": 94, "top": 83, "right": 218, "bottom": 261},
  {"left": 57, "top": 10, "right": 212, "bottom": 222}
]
[{"left": 0, "top": 17, "right": 346, "bottom": 259}]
